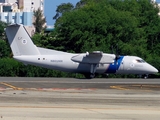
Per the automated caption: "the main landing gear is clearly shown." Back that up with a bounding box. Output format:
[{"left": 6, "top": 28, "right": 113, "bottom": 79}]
[
  {"left": 84, "top": 73, "right": 95, "bottom": 79},
  {"left": 84, "top": 64, "right": 98, "bottom": 79}
]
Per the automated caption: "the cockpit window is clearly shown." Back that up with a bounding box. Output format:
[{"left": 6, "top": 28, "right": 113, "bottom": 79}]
[
  {"left": 135, "top": 59, "right": 145, "bottom": 63},
  {"left": 136, "top": 60, "right": 141, "bottom": 63},
  {"left": 134, "top": 59, "right": 146, "bottom": 63},
  {"left": 141, "top": 59, "right": 146, "bottom": 63}
]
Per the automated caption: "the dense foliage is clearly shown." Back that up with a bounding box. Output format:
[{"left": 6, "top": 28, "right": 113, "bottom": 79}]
[
  {"left": 0, "top": 0, "right": 160, "bottom": 78},
  {"left": 33, "top": 8, "right": 47, "bottom": 33}
]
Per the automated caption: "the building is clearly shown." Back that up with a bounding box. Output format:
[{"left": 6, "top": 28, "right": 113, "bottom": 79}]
[
  {"left": 0, "top": 0, "right": 44, "bottom": 36},
  {"left": 0, "top": 0, "right": 44, "bottom": 12}
]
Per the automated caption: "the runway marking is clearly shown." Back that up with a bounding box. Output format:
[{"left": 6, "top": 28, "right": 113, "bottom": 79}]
[
  {"left": 110, "top": 84, "right": 160, "bottom": 91},
  {"left": 0, "top": 82, "right": 23, "bottom": 90},
  {"left": 0, "top": 82, "right": 96, "bottom": 91},
  {"left": 110, "top": 85, "right": 129, "bottom": 90},
  {"left": 0, "top": 106, "right": 159, "bottom": 111}
]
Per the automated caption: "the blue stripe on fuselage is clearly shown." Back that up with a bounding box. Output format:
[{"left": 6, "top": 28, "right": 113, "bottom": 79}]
[{"left": 105, "top": 56, "right": 124, "bottom": 73}]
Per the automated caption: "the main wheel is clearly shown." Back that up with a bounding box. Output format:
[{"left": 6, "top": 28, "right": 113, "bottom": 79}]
[{"left": 84, "top": 73, "right": 95, "bottom": 79}]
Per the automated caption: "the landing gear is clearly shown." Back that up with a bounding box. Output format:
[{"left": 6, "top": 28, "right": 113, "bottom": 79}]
[
  {"left": 137, "top": 74, "right": 149, "bottom": 79},
  {"left": 84, "top": 73, "right": 95, "bottom": 79},
  {"left": 144, "top": 74, "right": 148, "bottom": 79},
  {"left": 90, "top": 73, "right": 95, "bottom": 78},
  {"left": 84, "top": 64, "right": 98, "bottom": 79},
  {"left": 106, "top": 74, "right": 109, "bottom": 78},
  {"left": 137, "top": 75, "right": 142, "bottom": 78}
]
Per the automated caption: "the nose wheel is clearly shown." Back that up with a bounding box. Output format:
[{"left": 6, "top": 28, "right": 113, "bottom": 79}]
[
  {"left": 138, "top": 74, "right": 149, "bottom": 79},
  {"left": 144, "top": 74, "right": 148, "bottom": 79}
]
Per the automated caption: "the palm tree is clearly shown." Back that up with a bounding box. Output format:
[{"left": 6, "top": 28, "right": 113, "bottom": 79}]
[{"left": 33, "top": 8, "right": 46, "bottom": 33}]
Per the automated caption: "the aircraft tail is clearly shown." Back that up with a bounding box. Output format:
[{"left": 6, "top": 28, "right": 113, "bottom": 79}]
[{"left": 5, "top": 24, "right": 40, "bottom": 56}]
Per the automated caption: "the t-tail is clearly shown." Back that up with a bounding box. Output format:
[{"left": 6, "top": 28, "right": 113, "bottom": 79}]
[{"left": 5, "top": 24, "right": 40, "bottom": 56}]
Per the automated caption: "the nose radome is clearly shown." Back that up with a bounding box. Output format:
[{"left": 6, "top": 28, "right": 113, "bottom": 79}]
[
  {"left": 153, "top": 67, "right": 158, "bottom": 73},
  {"left": 149, "top": 65, "right": 158, "bottom": 74}
]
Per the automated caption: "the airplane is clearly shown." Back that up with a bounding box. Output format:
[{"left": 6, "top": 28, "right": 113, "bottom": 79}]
[{"left": 5, "top": 24, "right": 158, "bottom": 79}]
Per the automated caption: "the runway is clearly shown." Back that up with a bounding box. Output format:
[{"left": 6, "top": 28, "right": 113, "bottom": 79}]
[
  {"left": 0, "top": 77, "right": 160, "bottom": 120},
  {"left": 0, "top": 77, "right": 160, "bottom": 90}
]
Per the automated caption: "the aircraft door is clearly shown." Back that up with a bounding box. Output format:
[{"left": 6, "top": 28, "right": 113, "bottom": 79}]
[
  {"left": 118, "top": 60, "right": 124, "bottom": 70},
  {"left": 122, "top": 57, "right": 134, "bottom": 73}
]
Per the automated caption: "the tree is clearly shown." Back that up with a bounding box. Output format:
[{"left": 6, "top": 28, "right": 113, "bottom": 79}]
[
  {"left": 0, "top": 21, "right": 11, "bottom": 58},
  {"left": 33, "top": 8, "right": 46, "bottom": 33},
  {"left": 53, "top": 0, "right": 141, "bottom": 52},
  {"left": 0, "top": 40, "right": 11, "bottom": 58},
  {"left": 0, "top": 21, "right": 8, "bottom": 40},
  {"left": 53, "top": 3, "right": 74, "bottom": 20}
]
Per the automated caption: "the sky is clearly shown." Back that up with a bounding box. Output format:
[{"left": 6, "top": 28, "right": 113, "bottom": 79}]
[
  {"left": 155, "top": 0, "right": 160, "bottom": 3},
  {"left": 44, "top": 0, "right": 160, "bottom": 26},
  {"left": 44, "top": 0, "right": 80, "bottom": 26}
]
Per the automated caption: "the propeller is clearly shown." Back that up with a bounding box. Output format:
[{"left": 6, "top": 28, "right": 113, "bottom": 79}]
[
  {"left": 111, "top": 44, "right": 121, "bottom": 71},
  {"left": 115, "top": 44, "right": 120, "bottom": 61},
  {"left": 110, "top": 44, "right": 120, "bottom": 61}
]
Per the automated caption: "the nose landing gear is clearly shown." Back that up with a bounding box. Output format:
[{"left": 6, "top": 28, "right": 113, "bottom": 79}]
[
  {"left": 144, "top": 74, "right": 148, "bottom": 79},
  {"left": 138, "top": 74, "right": 149, "bottom": 79}
]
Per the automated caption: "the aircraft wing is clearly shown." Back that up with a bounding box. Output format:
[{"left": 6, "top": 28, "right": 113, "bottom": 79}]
[{"left": 71, "top": 51, "right": 116, "bottom": 64}]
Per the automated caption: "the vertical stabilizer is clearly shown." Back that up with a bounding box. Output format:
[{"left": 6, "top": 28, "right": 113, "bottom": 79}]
[{"left": 5, "top": 24, "right": 40, "bottom": 56}]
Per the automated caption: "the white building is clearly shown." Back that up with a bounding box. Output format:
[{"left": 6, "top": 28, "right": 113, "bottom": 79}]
[
  {"left": 0, "top": 0, "right": 44, "bottom": 36},
  {"left": 0, "top": 0, "right": 44, "bottom": 12}
]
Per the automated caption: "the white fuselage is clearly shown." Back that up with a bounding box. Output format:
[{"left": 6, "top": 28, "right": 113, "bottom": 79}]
[{"left": 13, "top": 54, "right": 158, "bottom": 75}]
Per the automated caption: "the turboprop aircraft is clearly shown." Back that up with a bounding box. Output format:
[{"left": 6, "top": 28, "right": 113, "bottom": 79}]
[{"left": 5, "top": 24, "right": 158, "bottom": 79}]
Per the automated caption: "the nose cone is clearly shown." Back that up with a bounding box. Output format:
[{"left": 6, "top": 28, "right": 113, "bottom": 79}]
[
  {"left": 148, "top": 64, "right": 158, "bottom": 74},
  {"left": 152, "top": 67, "right": 158, "bottom": 73}
]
